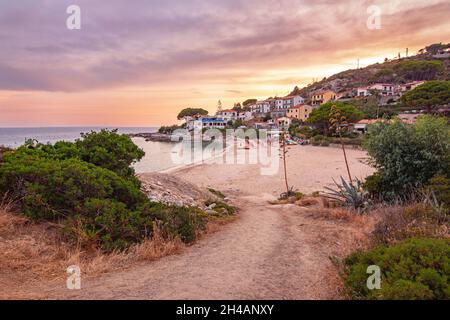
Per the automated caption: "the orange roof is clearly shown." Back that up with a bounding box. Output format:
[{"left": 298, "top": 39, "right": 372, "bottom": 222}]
[
  {"left": 357, "top": 119, "right": 389, "bottom": 125},
  {"left": 219, "top": 109, "right": 236, "bottom": 113},
  {"left": 288, "top": 104, "right": 304, "bottom": 110}
]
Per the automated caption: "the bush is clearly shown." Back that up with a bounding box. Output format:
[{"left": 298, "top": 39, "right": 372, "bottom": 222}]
[
  {"left": 344, "top": 238, "right": 450, "bottom": 300},
  {"left": 423, "top": 175, "right": 450, "bottom": 214},
  {"left": 76, "top": 129, "right": 145, "bottom": 178},
  {"left": 372, "top": 204, "right": 449, "bottom": 245},
  {"left": 0, "top": 132, "right": 208, "bottom": 251},
  {"left": 15, "top": 129, "right": 145, "bottom": 180},
  {"left": 363, "top": 116, "right": 450, "bottom": 201}
]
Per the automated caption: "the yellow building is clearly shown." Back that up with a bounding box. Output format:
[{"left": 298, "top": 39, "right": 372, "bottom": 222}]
[
  {"left": 287, "top": 104, "right": 316, "bottom": 121},
  {"left": 286, "top": 105, "right": 300, "bottom": 119},
  {"left": 311, "top": 90, "right": 337, "bottom": 105}
]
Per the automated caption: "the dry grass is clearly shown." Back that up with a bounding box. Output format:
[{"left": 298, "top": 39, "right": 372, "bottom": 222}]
[
  {"left": 371, "top": 203, "right": 449, "bottom": 245},
  {"left": 0, "top": 206, "right": 184, "bottom": 299},
  {"left": 0, "top": 200, "right": 237, "bottom": 299}
]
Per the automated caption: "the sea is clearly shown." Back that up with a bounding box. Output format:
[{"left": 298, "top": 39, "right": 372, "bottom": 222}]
[{"left": 0, "top": 127, "right": 182, "bottom": 173}]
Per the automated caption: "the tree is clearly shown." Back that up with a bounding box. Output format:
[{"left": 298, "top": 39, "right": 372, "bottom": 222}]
[
  {"left": 400, "top": 81, "right": 450, "bottom": 113},
  {"left": 363, "top": 115, "right": 450, "bottom": 200},
  {"left": 242, "top": 99, "right": 257, "bottom": 107},
  {"left": 394, "top": 60, "right": 444, "bottom": 81},
  {"left": 329, "top": 105, "right": 353, "bottom": 184},
  {"left": 177, "top": 108, "right": 208, "bottom": 120},
  {"left": 307, "top": 102, "right": 364, "bottom": 135},
  {"left": 425, "top": 43, "right": 449, "bottom": 55}
]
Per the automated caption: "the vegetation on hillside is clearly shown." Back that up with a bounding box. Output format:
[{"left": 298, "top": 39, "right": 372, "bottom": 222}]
[
  {"left": 306, "top": 102, "right": 364, "bottom": 135},
  {"left": 290, "top": 43, "right": 450, "bottom": 98},
  {"left": 400, "top": 80, "right": 450, "bottom": 113}
]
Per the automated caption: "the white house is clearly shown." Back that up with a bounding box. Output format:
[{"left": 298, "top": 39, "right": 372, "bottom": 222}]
[
  {"left": 368, "top": 83, "right": 395, "bottom": 96},
  {"left": 250, "top": 101, "right": 271, "bottom": 114},
  {"left": 187, "top": 117, "right": 226, "bottom": 131},
  {"left": 237, "top": 111, "right": 253, "bottom": 121},
  {"left": 216, "top": 109, "right": 238, "bottom": 122},
  {"left": 397, "top": 81, "right": 425, "bottom": 94},
  {"left": 357, "top": 87, "right": 371, "bottom": 97},
  {"left": 282, "top": 95, "right": 305, "bottom": 109},
  {"left": 276, "top": 117, "right": 292, "bottom": 129}
]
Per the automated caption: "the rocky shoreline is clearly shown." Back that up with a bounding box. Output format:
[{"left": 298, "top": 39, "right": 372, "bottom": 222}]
[{"left": 128, "top": 132, "right": 175, "bottom": 142}]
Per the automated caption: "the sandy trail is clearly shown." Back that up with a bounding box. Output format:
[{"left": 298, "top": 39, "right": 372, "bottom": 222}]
[{"left": 33, "top": 146, "right": 374, "bottom": 299}]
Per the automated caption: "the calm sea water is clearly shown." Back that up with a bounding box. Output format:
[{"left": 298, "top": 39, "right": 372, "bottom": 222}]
[{"left": 0, "top": 127, "right": 182, "bottom": 173}]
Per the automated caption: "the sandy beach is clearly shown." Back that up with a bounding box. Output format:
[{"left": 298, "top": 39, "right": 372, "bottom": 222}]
[{"left": 170, "top": 144, "right": 374, "bottom": 197}]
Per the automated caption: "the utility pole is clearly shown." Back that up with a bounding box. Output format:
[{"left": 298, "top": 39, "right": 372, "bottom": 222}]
[{"left": 357, "top": 58, "right": 360, "bottom": 69}]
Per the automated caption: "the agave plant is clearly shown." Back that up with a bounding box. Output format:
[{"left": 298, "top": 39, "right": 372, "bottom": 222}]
[
  {"left": 324, "top": 176, "right": 369, "bottom": 212},
  {"left": 279, "top": 185, "right": 298, "bottom": 200}
]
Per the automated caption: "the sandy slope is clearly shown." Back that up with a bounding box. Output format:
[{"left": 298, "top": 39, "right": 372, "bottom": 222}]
[{"left": 21, "top": 146, "right": 375, "bottom": 299}]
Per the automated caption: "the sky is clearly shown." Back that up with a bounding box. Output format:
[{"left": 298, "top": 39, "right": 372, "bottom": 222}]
[{"left": 0, "top": 0, "right": 449, "bottom": 127}]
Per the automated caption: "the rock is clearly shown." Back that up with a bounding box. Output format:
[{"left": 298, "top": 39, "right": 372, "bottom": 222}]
[
  {"left": 138, "top": 172, "right": 221, "bottom": 209},
  {"left": 208, "top": 203, "right": 217, "bottom": 209},
  {"left": 205, "top": 209, "right": 218, "bottom": 215}
]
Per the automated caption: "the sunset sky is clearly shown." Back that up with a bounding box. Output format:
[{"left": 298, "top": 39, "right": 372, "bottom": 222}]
[{"left": 0, "top": 0, "right": 449, "bottom": 127}]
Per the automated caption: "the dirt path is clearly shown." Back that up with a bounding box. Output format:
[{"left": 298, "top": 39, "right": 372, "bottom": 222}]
[{"left": 40, "top": 194, "right": 356, "bottom": 299}]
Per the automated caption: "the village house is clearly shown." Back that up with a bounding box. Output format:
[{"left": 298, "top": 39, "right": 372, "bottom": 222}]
[
  {"left": 353, "top": 119, "right": 388, "bottom": 134},
  {"left": 276, "top": 117, "right": 292, "bottom": 129},
  {"left": 237, "top": 111, "right": 254, "bottom": 121},
  {"left": 286, "top": 105, "right": 300, "bottom": 119},
  {"left": 271, "top": 109, "right": 286, "bottom": 119},
  {"left": 311, "top": 90, "right": 337, "bottom": 105},
  {"left": 282, "top": 95, "right": 305, "bottom": 109},
  {"left": 249, "top": 100, "right": 271, "bottom": 114},
  {"left": 286, "top": 104, "right": 317, "bottom": 121},
  {"left": 216, "top": 109, "right": 238, "bottom": 122},
  {"left": 397, "top": 81, "right": 425, "bottom": 94},
  {"left": 187, "top": 117, "right": 226, "bottom": 131},
  {"left": 357, "top": 87, "right": 371, "bottom": 97},
  {"left": 368, "top": 83, "right": 395, "bottom": 96}
]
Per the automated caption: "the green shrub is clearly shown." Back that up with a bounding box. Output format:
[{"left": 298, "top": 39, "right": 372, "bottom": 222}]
[
  {"left": 363, "top": 173, "right": 384, "bottom": 200},
  {"left": 424, "top": 175, "right": 450, "bottom": 213},
  {"left": 15, "top": 129, "right": 145, "bottom": 180},
  {"left": 76, "top": 129, "right": 145, "bottom": 178},
  {"left": 344, "top": 238, "right": 450, "bottom": 300},
  {"left": 363, "top": 116, "right": 450, "bottom": 201}
]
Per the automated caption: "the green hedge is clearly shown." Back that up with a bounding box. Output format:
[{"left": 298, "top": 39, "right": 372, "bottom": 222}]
[{"left": 344, "top": 238, "right": 450, "bottom": 300}]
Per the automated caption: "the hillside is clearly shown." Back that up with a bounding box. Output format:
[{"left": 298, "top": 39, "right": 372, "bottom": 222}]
[{"left": 289, "top": 43, "right": 450, "bottom": 98}]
